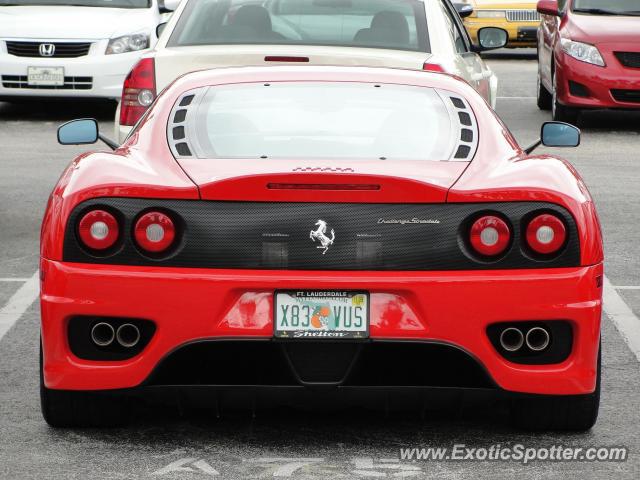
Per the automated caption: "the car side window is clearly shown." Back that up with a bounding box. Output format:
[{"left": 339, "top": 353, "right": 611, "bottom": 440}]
[{"left": 439, "top": 1, "right": 468, "bottom": 53}]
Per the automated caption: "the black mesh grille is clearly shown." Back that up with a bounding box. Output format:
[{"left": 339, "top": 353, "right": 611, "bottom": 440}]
[
  {"left": 460, "top": 128, "right": 474, "bottom": 142},
  {"left": 569, "top": 81, "right": 589, "bottom": 98},
  {"left": 450, "top": 97, "right": 465, "bottom": 109},
  {"left": 454, "top": 145, "right": 471, "bottom": 159},
  {"left": 458, "top": 112, "right": 472, "bottom": 126},
  {"left": 611, "top": 89, "right": 640, "bottom": 104},
  {"left": 614, "top": 52, "right": 640, "bottom": 68},
  {"left": 63, "top": 198, "right": 581, "bottom": 270},
  {"left": 1, "top": 75, "right": 92, "bottom": 90},
  {"left": 6, "top": 41, "right": 91, "bottom": 58}
]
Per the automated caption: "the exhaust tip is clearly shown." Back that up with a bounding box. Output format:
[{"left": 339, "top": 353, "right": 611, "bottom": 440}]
[
  {"left": 91, "top": 322, "right": 115, "bottom": 347},
  {"left": 116, "top": 323, "right": 141, "bottom": 348},
  {"left": 499, "top": 327, "right": 524, "bottom": 352},
  {"left": 526, "top": 327, "right": 550, "bottom": 352}
]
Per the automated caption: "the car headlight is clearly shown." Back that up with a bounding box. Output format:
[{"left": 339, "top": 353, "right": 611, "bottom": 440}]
[
  {"left": 106, "top": 34, "right": 150, "bottom": 55},
  {"left": 560, "top": 39, "right": 605, "bottom": 67},
  {"left": 476, "top": 10, "right": 506, "bottom": 18}
]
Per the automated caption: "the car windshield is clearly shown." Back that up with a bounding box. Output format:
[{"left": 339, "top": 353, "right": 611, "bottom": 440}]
[
  {"left": 168, "top": 0, "right": 429, "bottom": 53},
  {"left": 184, "top": 82, "right": 459, "bottom": 161},
  {"left": 572, "top": 0, "right": 640, "bottom": 15},
  {"left": 0, "top": 0, "right": 150, "bottom": 7}
]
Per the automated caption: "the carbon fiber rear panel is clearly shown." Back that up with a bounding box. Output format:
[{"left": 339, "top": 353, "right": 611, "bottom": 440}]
[{"left": 63, "top": 199, "right": 580, "bottom": 270}]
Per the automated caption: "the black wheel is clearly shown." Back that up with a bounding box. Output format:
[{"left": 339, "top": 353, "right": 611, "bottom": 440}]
[
  {"left": 510, "top": 343, "right": 601, "bottom": 431},
  {"left": 536, "top": 69, "right": 552, "bottom": 111},
  {"left": 40, "top": 344, "right": 129, "bottom": 428},
  {"left": 551, "top": 67, "right": 580, "bottom": 124}
]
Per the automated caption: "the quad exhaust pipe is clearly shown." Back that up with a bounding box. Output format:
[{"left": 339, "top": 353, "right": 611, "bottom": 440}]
[
  {"left": 526, "top": 327, "right": 550, "bottom": 352},
  {"left": 90, "top": 322, "right": 140, "bottom": 348},
  {"left": 498, "top": 326, "right": 550, "bottom": 353},
  {"left": 116, "top": 323, "right": 141, "bottom": 348},
  {"left": 499, "top": 327, "right": 524, "bottom": 352},
  {"left": 91, "top": 322, "right": 115, "bottom": 347}
]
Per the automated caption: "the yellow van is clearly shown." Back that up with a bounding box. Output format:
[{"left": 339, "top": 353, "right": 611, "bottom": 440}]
[{"left": 462, "top": 0, "right": 540, "bottom": 48}]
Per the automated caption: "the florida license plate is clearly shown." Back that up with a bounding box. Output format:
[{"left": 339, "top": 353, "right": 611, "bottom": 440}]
[
  {"left": 274, "top": 291, "right": 369, "bottom": 339},
  {"left": 27, "top": 66, "right": 64, "bottom": 86}
]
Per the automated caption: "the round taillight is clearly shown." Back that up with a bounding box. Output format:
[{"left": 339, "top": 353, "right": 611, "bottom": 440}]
[
  {"left": 78, "top": 210, "right": 119, "bottom": 250},
  {"left": 137, "top": 89, "right": 155, "bottom": 107},
  {"left": 526, "top": 214, "right": 566, "bottom": 254},
  {"left": 470, "top": 215, "right": 511, "bottom": 257},
  {"left": 134, "top": 211, "right": 176, "bottom": 253}
]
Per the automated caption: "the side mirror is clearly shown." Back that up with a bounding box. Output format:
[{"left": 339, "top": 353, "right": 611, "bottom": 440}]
[
  {"left": 156, "top": 22, "right": 167, "bottom": 39},
  {"left": 476, "top": 27, "right": 508, "bottom": 51},
  {"left": 541, "top": 121, "right": 580, "bottom": 147},
  {"left": 159, "top": 0, "right": 181, "bottom": 13},
  {"left": 57, "top": 118, "right": 119, "bottom": 150},
  {"left": 57, "top": 119, "right": 98, "bottom": 145},
  {"left": 454, "top": 3, "right": 474, "bottom": 18},
  {"left": 537, "top": 0, "right": 560, "bottom": 16},
  {"left": 524, "top": 121, "right": 580, "bottom": 153}
]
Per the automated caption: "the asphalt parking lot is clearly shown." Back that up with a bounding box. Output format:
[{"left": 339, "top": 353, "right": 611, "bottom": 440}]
[{"left": 1, "top": 50, "right": 640, "bottom": 479}]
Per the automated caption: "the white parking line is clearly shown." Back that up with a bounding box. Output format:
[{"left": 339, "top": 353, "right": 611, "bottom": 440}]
[
  {"left": 615, "top": 286, "right": 640, "bottom": 290},
  {"left": 0, "top": 278, "right": 31, "bottom": 282},
  {"left": 603, "top": 276, "right": 640, "bottom": 362},
  {"left": 0, "top": 272, "right": 39, "bottom": 342}
]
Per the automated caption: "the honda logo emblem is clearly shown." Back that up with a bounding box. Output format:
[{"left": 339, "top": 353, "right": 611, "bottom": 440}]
[{"left": 39, "top": 43, "right": 55, "bottom": 57}]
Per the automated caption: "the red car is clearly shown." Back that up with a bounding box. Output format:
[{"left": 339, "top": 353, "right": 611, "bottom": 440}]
[
  {"left": 537, "top": 0, "right": 640, "bottom": 123},
  {"left": 42, "top": 66, "right": 603, "bottom": 431}
]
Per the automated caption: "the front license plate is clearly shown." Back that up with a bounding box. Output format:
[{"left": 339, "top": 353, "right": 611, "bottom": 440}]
[
  {"left": 27, "top": 66, "right": 64, "bottom": 86},
  {"left": 274, "top": 291, "right": 369, "bottom": 339}
]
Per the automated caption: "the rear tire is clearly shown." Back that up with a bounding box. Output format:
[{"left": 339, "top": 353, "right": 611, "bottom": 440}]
[
  {"left": 510, "top": 344, "right": 600, "bottom": 431},
  {"left": 40, "top": 344, "right": 129, "bottom": 428}
]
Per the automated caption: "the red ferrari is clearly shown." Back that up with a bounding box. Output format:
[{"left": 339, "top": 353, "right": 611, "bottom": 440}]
[
  {"left": 537, "top": 0, "right": 640, "bottom": 123},
  {"left": 42, "top": 66, "right": 603, "bottom": 431}
]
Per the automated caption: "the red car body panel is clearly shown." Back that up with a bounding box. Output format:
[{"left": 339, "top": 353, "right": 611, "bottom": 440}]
[
  {"left": 40, "top": 66, "right": 604, "bottom": 397},
  {"left": 538, "top": 0, "right": 640, "bottom": 110}
]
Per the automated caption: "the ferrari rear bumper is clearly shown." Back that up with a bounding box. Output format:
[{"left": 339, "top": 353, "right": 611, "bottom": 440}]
[{"left": 40, "top": 259, "right": 603, "bottom": 396}]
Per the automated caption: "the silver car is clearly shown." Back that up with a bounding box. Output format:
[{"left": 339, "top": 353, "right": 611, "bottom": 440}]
[{"left": 116, "top": 0, "right": 506, "bottom": 141}]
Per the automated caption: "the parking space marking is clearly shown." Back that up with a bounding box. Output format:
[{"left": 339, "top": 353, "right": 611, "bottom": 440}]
[
  {"left": 0, "top": 272, "right": 39, "bottom": 341},
  {"left": 604, "top": 276, "right": 640, "bottom": 362},
  {"left": 614, "top": 286, "right": 640, "bottom": 290},
  {"left": 0, "top": 278, "right": 30, "bottom": 282}
]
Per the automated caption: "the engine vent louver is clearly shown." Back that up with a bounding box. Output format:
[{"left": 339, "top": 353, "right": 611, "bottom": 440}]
[
  {"left": 167, "top": 90, "right": 200, "bottom": 158},
  {"left": 444, "top": 95, "right": 478, "bottom": 162}
]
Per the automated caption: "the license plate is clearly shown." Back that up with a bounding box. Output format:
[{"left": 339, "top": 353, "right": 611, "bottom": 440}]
[
  {"left": 274, "top": 291, "right": 369, "bottom": 339},
  {"left": 27, "top": 66, "right": 64, "bottom": 86}
]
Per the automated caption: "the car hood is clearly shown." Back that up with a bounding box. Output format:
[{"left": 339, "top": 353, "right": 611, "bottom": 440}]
[
  {"left": 173, "top": 157, "right": 469, "bottom": 203},
  {"left": 567, "top": 13, "right": 640, "bottom": 44},
  {"left": 0, "top": 6, "right": 153, "bottom": 40}
]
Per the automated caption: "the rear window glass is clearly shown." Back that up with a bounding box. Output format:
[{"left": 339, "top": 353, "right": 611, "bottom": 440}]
[
  {"left": 168, "top": 0, "right": 429, "bottom": 53},
  {"left": 177, "top": 82, "right": 459, "bottom": 161}
]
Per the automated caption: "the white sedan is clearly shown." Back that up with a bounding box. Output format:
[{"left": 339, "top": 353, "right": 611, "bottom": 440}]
[
  {"left": 116, "top": 0, "right": 506, "bottom": 141},
  {"left": 0, "top": 0, "right": 179, "bottom": 102}
]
